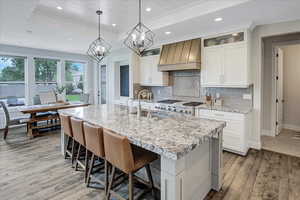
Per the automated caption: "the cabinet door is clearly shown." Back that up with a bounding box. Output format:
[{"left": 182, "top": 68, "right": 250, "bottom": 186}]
[
  {"left": 202, "top": 47, "right": 223, "bottom": 86},
  {"left": 223, "top": 44, "right": 247, "bottom": 86},
  {"left": 140, "top": 57, "right": 152, "bottom": 84},
  {"left": 151, "top": 55, "right": 166, "bottom": 85}
]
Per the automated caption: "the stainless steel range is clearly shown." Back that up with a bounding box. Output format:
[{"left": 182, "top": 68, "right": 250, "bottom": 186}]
[{"left": 155, "top": 99, "right": 203, "bottom": 116}]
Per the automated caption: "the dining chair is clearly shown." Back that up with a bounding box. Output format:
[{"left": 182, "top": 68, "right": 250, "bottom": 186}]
[
  {"left": 0, "top": 101, "right": 28, "bottom": 140},
  {"left": 39, "top": 91, "right": 57, "bottom": 104},
  {"left": 103, "top": 128, "right": 157, "bottom": 200}
]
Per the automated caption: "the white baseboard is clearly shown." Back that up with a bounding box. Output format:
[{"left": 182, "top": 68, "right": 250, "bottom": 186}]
[
  {"left": 261, "top": 129, "right": 274, "bottom": 136},
  {"left": 283, "top": 124, "right": 300, "bottom": 132}
]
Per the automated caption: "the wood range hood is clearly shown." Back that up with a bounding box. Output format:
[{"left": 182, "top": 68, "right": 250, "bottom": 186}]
[{"left": 158, "top": 38, "right": 201, "bottom": 71}]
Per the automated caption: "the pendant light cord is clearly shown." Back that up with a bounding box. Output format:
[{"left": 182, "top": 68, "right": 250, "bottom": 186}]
[
  {"left": 139, "top": 0, "right": 142, "bottom": 23},
  {"left": 98, "top": 11, "right": 101, "bottom": 38}
]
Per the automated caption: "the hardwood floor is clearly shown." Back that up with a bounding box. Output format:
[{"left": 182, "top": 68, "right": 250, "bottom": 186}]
[{"left": 1, "top": 128, "right": 300, "bottom": 200}]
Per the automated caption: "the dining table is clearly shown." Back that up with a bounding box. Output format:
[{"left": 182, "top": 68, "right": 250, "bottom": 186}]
[{"left": 19, "top": 102, "right": 89, "bottom": 138}]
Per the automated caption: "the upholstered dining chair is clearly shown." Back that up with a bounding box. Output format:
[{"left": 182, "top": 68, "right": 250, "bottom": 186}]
[{"left": 0, "top": 101, "right": 28, "bottom": 140}]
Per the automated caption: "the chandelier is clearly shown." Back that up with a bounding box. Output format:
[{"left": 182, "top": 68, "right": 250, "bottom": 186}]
[
  {"left": 123, "top": 0, "right": 155, "bottom": 56},
  {"left": 87, "top": 10, "right": 111, "bottom": 63}
]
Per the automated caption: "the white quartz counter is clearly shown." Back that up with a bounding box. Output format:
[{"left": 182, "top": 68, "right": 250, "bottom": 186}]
[{"left": 59, "top": 104, "right": 225, "bottom": 160}]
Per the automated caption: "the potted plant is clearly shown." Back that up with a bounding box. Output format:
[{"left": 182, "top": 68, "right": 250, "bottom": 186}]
[{"left": 54, "top": 85, "right": 66, "bottom": 102}]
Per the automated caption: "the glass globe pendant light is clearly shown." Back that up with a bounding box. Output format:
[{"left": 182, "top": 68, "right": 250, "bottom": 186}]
[
  {"left": 124, "top": 0, "right": 155, "bottom": 56},
  {"left": 87, "top": 9, "right": 112, "bottom": 63}
]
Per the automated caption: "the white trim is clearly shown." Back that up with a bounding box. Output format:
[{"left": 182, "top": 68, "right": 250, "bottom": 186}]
[
  {"left": 283, "top": 124, "right": 300, "bottom": 132},
  {"left": 261, "top": 129, "right": 273, "bottom": 136}
]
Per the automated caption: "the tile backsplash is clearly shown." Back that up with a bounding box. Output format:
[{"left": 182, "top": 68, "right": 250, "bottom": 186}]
[{"left": 140, "top": 70, "right": 253, "bottom": 108}]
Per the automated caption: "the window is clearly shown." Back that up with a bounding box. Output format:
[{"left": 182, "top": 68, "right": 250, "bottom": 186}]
[
  {"left": 34, "top": 58, "right": 58, "bottom": 93},
  {"left": 120, "top": 65, "right": 129, "bottom": 97},
  {"left": 65, "top": 61, "right": 85, "bottom": 102},
  {"left": 0, "top": 55, "right": 25, "bottom": 106}
]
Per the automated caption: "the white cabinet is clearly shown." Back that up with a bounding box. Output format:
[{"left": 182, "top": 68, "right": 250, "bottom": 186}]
[
  {"left": 202, "top": 47, "right": 223, "bottom": 85},
  {"left": 139, "top": 55, "right": 169, "bottom": 86},
  {"left": 197, "top": 109, "right": 252, "bottom": 156},
  {"left": 201, "top": 31, "right": 251, "bottom": 88}
]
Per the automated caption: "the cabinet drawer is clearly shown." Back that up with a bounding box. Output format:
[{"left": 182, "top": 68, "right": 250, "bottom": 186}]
[{"left": 198, "top": 109, "right": 244, "bottom": 121}]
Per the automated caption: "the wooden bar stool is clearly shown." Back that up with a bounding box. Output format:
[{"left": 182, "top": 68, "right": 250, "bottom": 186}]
[
  {"left": 83, "top": 122, "right": 107, "bottom": 190},
  {"left": 70, "top": 117, "right": 88, "bottom": 182},
  {"left": 60, "top": 113, "right": 75, "bottom": 164},
  {"left": 103, "top": 128, "right": 158, "bottom": 200}
]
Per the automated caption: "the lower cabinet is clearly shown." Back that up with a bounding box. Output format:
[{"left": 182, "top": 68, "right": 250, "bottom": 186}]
[{"left": 197, "top": 109, "right": 252, "bottom": 156}]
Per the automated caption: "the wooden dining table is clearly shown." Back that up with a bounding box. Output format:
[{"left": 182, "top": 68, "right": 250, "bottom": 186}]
[{"left": 19, "top": 102, "right": 89, "bottom": 138}]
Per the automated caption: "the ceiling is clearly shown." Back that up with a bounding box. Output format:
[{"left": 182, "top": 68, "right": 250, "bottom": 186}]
[{"left": 0, "top": 0, "right": 300, "bottom": 54}]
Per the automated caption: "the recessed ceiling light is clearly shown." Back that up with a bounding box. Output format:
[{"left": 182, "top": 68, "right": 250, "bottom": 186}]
[
  {"left": 56, "top": 6, "right": 63, "bottom": 10},
  {"left": 232, "top": 33, "right": 238, "bottom": 36},
  {"left": 165, "top": 31, "right": 171, "bottom": 35},
  {"left": 112, "top": 24, "right": 116, "bottom": 27},
  {"left": 146, "top": 7, "right": 151, "bottom": 12},
  {"left": 214, "top": 17, "right": 223, "bottom": 22}
]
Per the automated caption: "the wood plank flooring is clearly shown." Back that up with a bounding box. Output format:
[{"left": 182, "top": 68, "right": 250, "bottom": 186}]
[{"left": 1, "top": 128, "right": 300, "bottom": 200}]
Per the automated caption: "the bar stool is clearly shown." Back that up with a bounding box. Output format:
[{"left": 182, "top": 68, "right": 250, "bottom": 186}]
[
  {"left": 83, "top": 122, "right": 107, "bottom": 190},
  {"left": 60, "top": 113, "right": 75, "bottom": 164},
  {"left": 70, "top": 117, "right": 88, "bottom": 182},
  {"left": 103, "top": 128, "right": 158, "bottom": 200}
]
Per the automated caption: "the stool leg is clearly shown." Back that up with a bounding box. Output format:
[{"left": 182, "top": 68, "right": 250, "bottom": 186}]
[
  {"left": 71, "top": 139, "right": 76, "bottom": 167},
  {"left": 105, "top": 160, "right": 108, "bottom": 195},
  {"left": 84, "top": 149, "right": 89, "bottom": 183},
  {"left": 75, "top": 144, "right": 82, "bottom": 171},
  {"left": 64, "top": 136, "right": 71, "bottom": 159},
  {"left": 106, "top": 166, "right": 116, "bottom": 200},
  {"left": 86, "top": 153, "right": 95, "bottom": 186},
  {"left": 129, "top": 173, "right": 133, "bottom": 200},
  {"left": 145, "top": 164, "right": 156, "bottom": 199}
]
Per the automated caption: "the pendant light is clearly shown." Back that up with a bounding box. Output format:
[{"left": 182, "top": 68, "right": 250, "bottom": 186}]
[
  {"left": 124, "top": 0, "right": 155, "bottom": 56},
  {"left": 87, "top": 8, "right": 111, "bottom": 63}
]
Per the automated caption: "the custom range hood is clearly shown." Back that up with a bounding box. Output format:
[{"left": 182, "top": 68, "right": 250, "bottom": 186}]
[{"left": 158, "top": 38, "right": 201, "bottom": 71}]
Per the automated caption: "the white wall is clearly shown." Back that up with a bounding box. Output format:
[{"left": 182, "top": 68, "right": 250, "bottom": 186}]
[
  {"left": 281, "top": 44, "right": 300, "bottom": 130},
  {"left": 251, "top": 19, "right": 300, "bottom": 145}
]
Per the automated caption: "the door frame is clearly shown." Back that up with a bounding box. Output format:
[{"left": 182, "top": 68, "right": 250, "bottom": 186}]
[
  {"left": 271, "top": 40, "right": 300, "bottom": 136},
  {"left": 273, "top": 47, "right": 284, "bottom": 136}
]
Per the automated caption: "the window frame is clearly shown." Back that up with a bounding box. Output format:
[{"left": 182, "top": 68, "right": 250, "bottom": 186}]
[{"left": 0, "top": 55, "right": 26, "bottom": 102}]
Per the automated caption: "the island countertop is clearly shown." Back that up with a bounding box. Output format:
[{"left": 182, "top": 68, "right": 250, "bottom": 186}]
[{"left": 59, "top": 104, "right": 225, "bottom": 160}]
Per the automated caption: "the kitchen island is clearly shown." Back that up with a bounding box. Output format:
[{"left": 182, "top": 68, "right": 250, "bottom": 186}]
[{"left": 59, "top": 104, "right": 225, "bottom": 200}]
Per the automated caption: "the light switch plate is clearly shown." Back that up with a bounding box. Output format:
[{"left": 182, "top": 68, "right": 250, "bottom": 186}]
[{"left": 243, "top": 93, "right": 252, "bottom": 100}]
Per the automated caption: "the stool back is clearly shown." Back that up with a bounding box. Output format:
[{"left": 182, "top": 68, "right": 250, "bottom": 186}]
[
  {"left": 103, "top": 129, "right": 134, "bottom": 173},
  {"left": 70, "top": 117, "right": 85, "bottom": 146},
  {"left": 60, "top": 114, "right": 73, "bottom": 137},
  {"left": 83, "top": 122, "right": 105, "bottom": 158}
]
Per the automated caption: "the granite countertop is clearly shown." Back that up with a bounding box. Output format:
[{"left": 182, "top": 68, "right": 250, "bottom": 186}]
[
  {"left": 197, "top": 104, "right": 252, "bottom": 114},
  {"left": 59, "top": 104, "right": 225, "bottom": 160}
]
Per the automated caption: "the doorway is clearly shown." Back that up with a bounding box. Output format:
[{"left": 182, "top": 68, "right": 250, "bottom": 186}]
[{"left": 261, "top": 38, "right": 300, "bottom": 157}]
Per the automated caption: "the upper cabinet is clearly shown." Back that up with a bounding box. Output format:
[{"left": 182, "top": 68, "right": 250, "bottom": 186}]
[
  {"left": 158, "top": 39, "right": 201, "bottom": 71},
  {"left": 201, "top": 31, "right": 252, "bottom": 88},
  {"left": 139, "top": 49, "right": 169, "bottom": 86}
]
